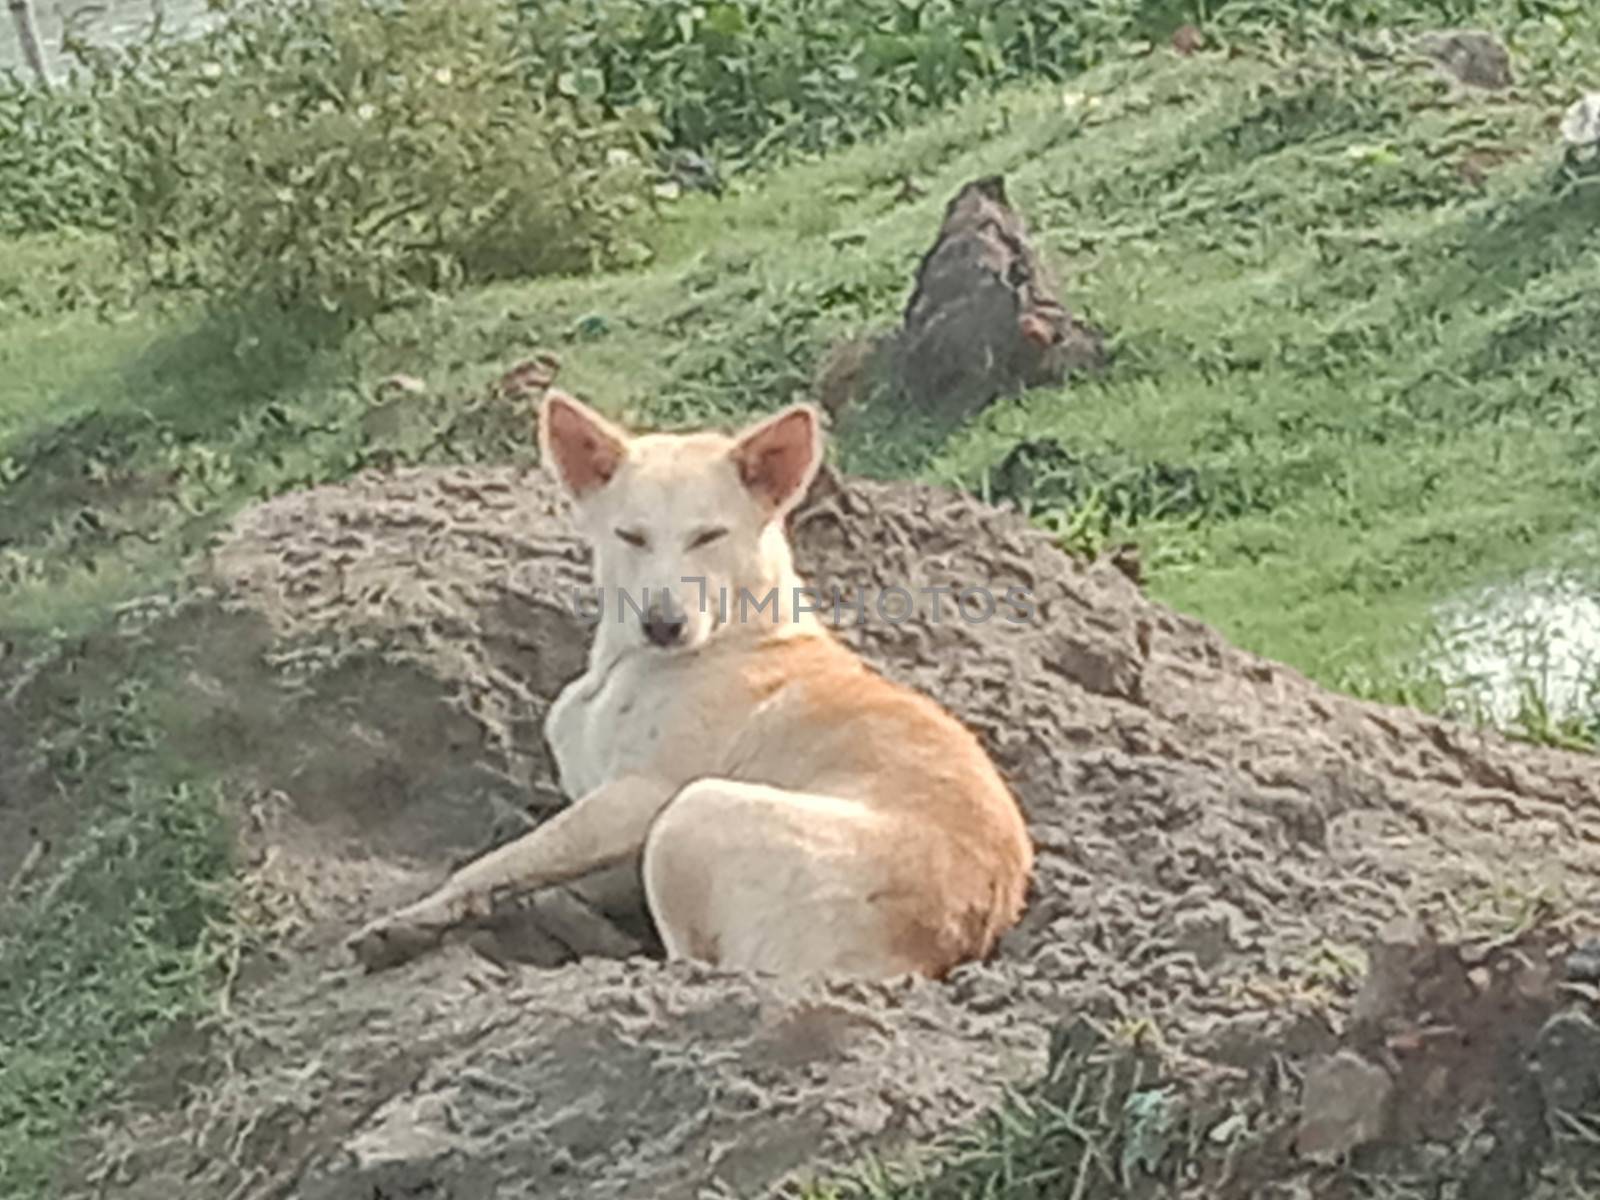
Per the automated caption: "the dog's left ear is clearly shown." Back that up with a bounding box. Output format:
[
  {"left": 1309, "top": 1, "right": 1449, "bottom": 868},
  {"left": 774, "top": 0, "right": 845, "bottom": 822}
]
[{"left": 730, "top": 404, "right": 824, "bottom": 518}]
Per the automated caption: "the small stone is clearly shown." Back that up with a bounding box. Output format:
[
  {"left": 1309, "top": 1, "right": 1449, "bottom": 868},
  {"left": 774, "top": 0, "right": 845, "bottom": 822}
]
[
  {"left": 1295, "top": 1051, "right": 1393, "bottom": 1162},
  {"left": 497, "top": 353, "right": 561, "bottom": 400},
  {"left": 376, "top": 373, "right": 427, "bottom": 397},
  {"left": 1560, "top": 93, "right": 1600, "bottom": 147},
  {"left": 1413, "top": 29, "right": 1513, "bottom": 90},
  {"left": 1174, "top": 902, "right": 1245, "bottom": 969},
  {"left": 1109, "top": 543, "right": 1144, "bottom": 589},
  {"left": 1567, "top": 938, "right": 1600, "bottom": 983},
  {"left": 1171, "top": 24, "right": 1204, "bottom": 56},
  {"left": 1531, "top": 1010, "right": 1600, "bottom": 1114}
]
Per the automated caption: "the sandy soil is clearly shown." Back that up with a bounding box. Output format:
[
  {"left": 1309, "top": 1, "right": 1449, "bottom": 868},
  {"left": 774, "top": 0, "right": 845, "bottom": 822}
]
[{"left": 34, "top": 465, "right": 1600, "bottom": 1198}]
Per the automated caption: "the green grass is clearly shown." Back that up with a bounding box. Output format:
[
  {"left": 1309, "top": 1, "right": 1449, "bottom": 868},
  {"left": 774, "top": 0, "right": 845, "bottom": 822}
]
[
  {"left": 6, "top": 37, "right": 1597, "bottom": 703},
  {"left": 924, "top": 51, "right": 1600, "bottom": 690},
  {"left": 0, "top": 784, "right": 230, "bottom": 1194},
  {"left": 798, "top": 1020, "right": 1187, "bottom": 1200},
  {"left": 2, "top": 9, "right": 1599, "bottom": 1196},
  {"left": 0, "top": 629, "right": 235, "bottom": 1196}
]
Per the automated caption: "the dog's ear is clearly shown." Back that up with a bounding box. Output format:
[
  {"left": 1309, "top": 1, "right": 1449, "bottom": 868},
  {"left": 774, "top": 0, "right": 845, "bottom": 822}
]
[
  {"left": 539, "top": 390, "right": 628, "bottom": 500},
  {"left": 730, "top": 403, "right": 824, "bottom": 518}
]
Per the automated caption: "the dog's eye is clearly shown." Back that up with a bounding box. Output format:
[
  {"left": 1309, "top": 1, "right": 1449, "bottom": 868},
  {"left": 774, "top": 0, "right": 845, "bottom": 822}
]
[
  {"left": 688, "top": 527, "right": 728, "bottom": 550},
  {"left": 615, "top": 528, "right": 648, "bottom": 549}
]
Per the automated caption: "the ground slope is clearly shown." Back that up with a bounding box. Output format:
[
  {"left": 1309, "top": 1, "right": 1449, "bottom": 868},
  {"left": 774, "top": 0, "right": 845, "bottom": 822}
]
[{"left": 20, "top": 465, "right": 1593, "bottom": 1199}]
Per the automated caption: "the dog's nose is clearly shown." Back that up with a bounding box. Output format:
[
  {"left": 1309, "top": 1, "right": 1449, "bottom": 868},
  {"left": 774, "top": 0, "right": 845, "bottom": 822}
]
[{"left": 643, "top": 610, "right": 687, "bottom": 647}]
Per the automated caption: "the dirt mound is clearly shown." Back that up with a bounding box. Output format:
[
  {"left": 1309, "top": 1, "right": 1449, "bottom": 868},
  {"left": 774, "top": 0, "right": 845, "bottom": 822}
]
[{"left": 64, "top": 466, "right": 1600, "bottom": 1198}]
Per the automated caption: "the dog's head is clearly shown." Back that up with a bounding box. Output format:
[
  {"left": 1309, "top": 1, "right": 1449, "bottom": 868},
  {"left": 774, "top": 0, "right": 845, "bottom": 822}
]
[{"left": 539, "top": 391, "right": 823, "bottom": 653}]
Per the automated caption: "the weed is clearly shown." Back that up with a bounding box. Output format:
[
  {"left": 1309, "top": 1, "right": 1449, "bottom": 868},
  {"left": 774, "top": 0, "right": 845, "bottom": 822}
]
[{"left": 805, "top": 1018, "right": 1206, "bottom": 1199}]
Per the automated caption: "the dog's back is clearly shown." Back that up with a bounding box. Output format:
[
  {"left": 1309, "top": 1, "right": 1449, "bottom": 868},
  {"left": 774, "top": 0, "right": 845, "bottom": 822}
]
[{"left": 712, "top": 628, "right": 1033, "bottom": 976}]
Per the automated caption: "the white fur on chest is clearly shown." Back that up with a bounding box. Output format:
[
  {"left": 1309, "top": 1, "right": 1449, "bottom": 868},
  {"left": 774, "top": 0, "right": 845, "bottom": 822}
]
[{"left": 545, "top": 650, "right": 719, "bottom": 800}]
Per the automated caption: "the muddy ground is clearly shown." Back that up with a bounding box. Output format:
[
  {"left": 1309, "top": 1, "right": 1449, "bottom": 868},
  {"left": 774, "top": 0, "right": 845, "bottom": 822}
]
[{"left": 18, "top": 465, "right": 1600, "bottom": 1197}]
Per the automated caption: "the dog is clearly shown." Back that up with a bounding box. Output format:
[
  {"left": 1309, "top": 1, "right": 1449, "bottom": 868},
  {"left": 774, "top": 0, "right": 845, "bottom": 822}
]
[{"left": 347, "top": 393, "right": 1033, "bottom": 980}]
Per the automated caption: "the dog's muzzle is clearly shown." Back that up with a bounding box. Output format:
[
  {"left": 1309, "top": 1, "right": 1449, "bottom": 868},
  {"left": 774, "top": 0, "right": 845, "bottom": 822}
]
[{"left": 642, "top": 595, "right": 688, "bottom": 648}]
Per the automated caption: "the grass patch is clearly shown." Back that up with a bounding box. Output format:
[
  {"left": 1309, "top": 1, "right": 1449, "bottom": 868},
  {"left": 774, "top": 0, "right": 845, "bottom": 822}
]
[
  {"left": 0, "top": 623, "right": 236, "bottom": 1198},
  {"left": 4, "top": 19, "right": 1598, "bottom": 696},
  {"left": 919, "top": 49, "right": 1600, "bottom": 715},
  {"left": 0, "top": 782, "right": 230, "bottom": 1196},
  {"left": 799, "top": 1021, "right": 1191, "bottom": 1200}
]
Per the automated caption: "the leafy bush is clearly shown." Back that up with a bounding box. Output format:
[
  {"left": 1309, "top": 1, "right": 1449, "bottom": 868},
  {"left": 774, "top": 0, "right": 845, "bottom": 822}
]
[
  {"left": 0, "top": 79, "right": 122, "bottom": 236},
  {"left": 92, "top": 0, "right": 660, "bottom": 318},
  {"left": 507, "top": 0, "right": 1599, "bottom": 171},
  {"left": 2, "top": 0, "right": 1594, "bottom": 301},
  {"left": 5, "top": 0, "right": 1155, "bottom": 239},
  {"left": 509, "top": 0, "right": 1136, "bottom": 170}
]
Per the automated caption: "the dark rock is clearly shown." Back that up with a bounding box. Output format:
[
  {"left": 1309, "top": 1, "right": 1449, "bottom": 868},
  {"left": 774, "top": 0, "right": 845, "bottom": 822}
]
[
  {"left": 661, "top": 149, "right": 725, "bottom": 197},
  {"left": 1295, "top": 1050, "right": 1393, "bottom": 1161},
  {"left": 818, "top": 175, "right": 1107, "bottom": 432},
  {"left": 1531, "top": 1009, "right": 1600, "bottom": 1114},
  {"left": 1414, "top": 29, "right": 1514, "bottom": 90},
  {"left": 1565, "top": 937, "right": 1600, "bottom": 982}
]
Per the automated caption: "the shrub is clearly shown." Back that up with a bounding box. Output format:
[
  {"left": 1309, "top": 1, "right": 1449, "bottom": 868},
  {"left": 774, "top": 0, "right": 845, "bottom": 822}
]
[
  {"left": 3, "top": 0, "right": 1594, "bottom": 288},
  {"left": 509, "top": 0, "right": 1121, "bottom": 170},
  {"left": 97, "top": 0, "right": 660, "bottom": 319},
  {"left": 0, "top": 79, "right": 122, "bottom": 236},
  {"left": 506, "top": 0, "right": 1599, "bottom": 172}
]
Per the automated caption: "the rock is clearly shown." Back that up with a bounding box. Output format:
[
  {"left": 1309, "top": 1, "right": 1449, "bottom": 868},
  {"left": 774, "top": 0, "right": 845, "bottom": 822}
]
[
  {"left": 1107, "top": 542, "right": 1143, "bottom": 587},
  {"left": 376, "top": 372, "right": 428, "bottom": 397},
  {"left": 1566, "top": 937, "right": 1600, "bottom": 983},
  {"left": 1561, "top": 93, "right": 1600, "bottom": 146},
  {"left": 42, "top": 466, "right": 1600, "bottom": 1199},
  {"left": 1531, "top": 1010, "right": 1600, "bottom": 1114},
  {"left": 1413, "top": 29, "right": 1514, "bottom": 90},
  {"left": 1171, "top": 24, "right": 1204, "bottom": 56},
  {"left": 1560, "top": 94, "right": 1600, "bottom": 173},
  {"left": 1341, "top": 918, "right": 1570, "bottom": 1186},
  {"left": 895, "top": 176, "right": 1107, "bottom": 418},
  {"left": 818, "top": 175, "right": 1107, "bottom": 432},
  {"left": 1295, "top": 1050, "right": 1393, "bottom": 1161}
]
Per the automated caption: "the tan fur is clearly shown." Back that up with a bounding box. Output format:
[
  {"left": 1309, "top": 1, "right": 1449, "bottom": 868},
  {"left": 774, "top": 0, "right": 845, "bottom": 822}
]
[{"left": 347, "top": 393, "right": 1033, "bottom": 981}]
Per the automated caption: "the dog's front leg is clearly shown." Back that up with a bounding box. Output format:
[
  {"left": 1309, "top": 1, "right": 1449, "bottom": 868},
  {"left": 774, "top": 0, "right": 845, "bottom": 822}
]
[{"left": 347, "top": 774, "right": 677, "bottom": 971}]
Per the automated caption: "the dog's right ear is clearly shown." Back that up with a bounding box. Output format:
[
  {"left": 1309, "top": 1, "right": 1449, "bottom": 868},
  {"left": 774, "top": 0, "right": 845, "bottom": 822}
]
[{"left": 539, "top": 390, "right": 628, "bottom": 500}]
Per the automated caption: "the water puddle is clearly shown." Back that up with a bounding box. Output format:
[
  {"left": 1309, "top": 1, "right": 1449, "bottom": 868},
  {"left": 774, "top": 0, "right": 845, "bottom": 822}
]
[
  {"left": 1430, "top": 564, "right": 1600, "bottom": 731},
  {"left": 3, "top": 0, "right": 215, "bottom": 75}
]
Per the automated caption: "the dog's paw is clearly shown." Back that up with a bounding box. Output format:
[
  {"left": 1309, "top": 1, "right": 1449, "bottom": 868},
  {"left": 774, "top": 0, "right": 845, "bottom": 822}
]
[{"left": 347, "top": 911, "right": 445, "bottom": 972}]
